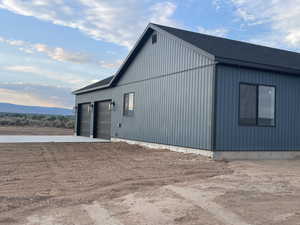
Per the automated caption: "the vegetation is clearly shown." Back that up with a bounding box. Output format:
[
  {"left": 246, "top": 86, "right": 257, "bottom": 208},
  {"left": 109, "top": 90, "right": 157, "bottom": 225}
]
[{"left": 0, "top": 112, "right": 74, "bottom": 129}]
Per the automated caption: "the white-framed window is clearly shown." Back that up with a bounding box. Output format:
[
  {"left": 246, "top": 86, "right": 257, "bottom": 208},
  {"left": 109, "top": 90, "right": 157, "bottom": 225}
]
[
  {"left": 239, "top": 83, "right": 276, "bottom": 126},
  {"left": 123, "top": 92, "right": 135, "bottom": 116}
]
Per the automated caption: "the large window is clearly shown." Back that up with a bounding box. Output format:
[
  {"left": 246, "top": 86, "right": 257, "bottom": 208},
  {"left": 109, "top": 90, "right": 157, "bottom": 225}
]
[
  {"left": 123, "top": 92, "right": 135, "bottom": 116},
  {"left": 239, "top": 83, "right": 275, "bottom": 126}
]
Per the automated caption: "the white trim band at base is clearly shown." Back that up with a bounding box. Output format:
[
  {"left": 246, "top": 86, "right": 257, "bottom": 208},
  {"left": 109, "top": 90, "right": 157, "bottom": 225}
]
[
  {"left": 111, "top": 138, "right": 213, "bottom": 158},
  {"left": 112, "top": 138, "right": 300, "bottom": 160}
]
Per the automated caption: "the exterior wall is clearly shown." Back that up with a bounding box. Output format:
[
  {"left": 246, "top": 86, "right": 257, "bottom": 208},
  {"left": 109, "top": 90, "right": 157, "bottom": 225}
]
[
  {"left": 118, "top": 31, "right": 212, "bottom": 85},
  {"left": 215, "top": 64, "right": 300, "bottom": 151},
  {"left": 76, "top": 31, "right": 215, "bottom": 150}
]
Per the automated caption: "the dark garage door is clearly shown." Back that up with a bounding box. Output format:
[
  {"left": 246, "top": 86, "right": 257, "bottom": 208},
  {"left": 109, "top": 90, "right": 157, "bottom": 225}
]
[
  {"left": 78, "top": 103, "right": 91, "bottom": 137},
  {"left": 95, "top": 101, "right": 111, "bottom": 139}
]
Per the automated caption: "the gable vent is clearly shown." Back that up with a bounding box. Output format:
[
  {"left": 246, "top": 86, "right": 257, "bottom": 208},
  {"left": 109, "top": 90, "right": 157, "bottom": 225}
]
[{"left": 152, "top": 33, "right": 157, "bottom": 44}]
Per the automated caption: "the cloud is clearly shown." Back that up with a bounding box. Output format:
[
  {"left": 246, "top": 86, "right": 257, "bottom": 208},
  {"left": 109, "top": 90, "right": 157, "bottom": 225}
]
[
  {"left": 247, "top": 36, "right": 279, "bottom": 49},
  {"left": 212, "top": 0, "right": 222, "bottom": 10},
  {"left": 230, "top": 0, "right": 300, "bottom": 48},
  {"left": 0, "top": 36, "right": 25, "bottom": 46},
  {"left": 0, "top": 36, "right": 91, "bottom": 64},
  {"left": 0, "top": 83, "right": 74, "bottom": 108},
  {"left": 33, "top": 43, "right": 90, "bottom": 63},
  {"left": 0, "top": 0, "right": 178, "bottom": 49},
  {"left": 98, "top": 59, "right": 123, "bottom": 69},
  {"left": 0, "top": 36, "right": 123, "bottom": 69},
  {"left": 149, "top": 2, "right": 177, "bottom": 27},
  {"left": 2, "top": 65, "right": 90, "bottom": 88},
  {"left": 197, "top": 26, "right": 229, "bottom": 37}
]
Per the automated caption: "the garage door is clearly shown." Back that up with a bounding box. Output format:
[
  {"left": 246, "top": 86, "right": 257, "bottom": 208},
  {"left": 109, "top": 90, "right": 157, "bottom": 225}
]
[
  {"left": 78, "top": 103, "right": 91, "bottom": 137},
  {"left": 94, "top": 101, "right": 111, "bottom": 139}
]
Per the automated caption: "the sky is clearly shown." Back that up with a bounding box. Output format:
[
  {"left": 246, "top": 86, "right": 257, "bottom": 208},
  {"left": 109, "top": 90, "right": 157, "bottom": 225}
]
[{"left": 0, "top": 0, "right": 300, "bottom": 109}]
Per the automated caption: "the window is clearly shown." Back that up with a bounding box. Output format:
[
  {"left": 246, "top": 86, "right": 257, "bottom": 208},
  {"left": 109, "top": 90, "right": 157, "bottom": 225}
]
[
  {"left": 239, "top": 84, "right": 257, "bottom": 125},
  {"left": 152, "top": 33, "right": 157, "bottom": 44},
  {"left": 123, "top": 93, "right": 135, "bottom": 116},
  {"left": 258, "top": 86, "right": 275, "bottom": 126},
  {"left": 239, "top": 83, "right": 275, "bottom": 126}
]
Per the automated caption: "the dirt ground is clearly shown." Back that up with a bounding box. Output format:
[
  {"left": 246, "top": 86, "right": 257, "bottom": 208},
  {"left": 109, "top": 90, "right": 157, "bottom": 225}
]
[
  {"left": 0, "top": 142, "right": 299, "bottom": 225},
  {"left": 0, "top": 126, "right": 73, "bottom": 135}
]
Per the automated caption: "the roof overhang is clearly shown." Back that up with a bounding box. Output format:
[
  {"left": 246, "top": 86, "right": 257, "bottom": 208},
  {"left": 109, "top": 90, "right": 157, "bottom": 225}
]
[
  {"left": 216, "top": 57, "right": 300, "bottom": 76},
  {"left": 72, "top": 83, "right": 111, "bottom": 95}
]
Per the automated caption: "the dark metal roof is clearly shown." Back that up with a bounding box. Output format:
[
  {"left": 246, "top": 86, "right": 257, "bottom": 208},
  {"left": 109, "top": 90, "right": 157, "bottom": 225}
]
[
  {"left": 155, "top": 24, "right": 300, "bottom": 74},
  {"left": 73, "top": 75, "right": 114, "bottom": 94},
  {"left": 74, "top": 23, "right": 300, "bottom": 95}
]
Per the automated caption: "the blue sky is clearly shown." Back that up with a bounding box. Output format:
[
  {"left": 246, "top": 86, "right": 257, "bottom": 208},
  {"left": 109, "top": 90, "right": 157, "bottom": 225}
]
[{"left": 0, "top": 0, "right": 299, "bottom": 109}]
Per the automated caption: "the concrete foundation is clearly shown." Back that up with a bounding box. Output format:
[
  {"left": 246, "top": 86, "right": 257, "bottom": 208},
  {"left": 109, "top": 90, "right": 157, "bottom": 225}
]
[
  {"left": 213, "top": 151, "right": 300, "bottom": 160},
  {"left": 112, "top": 138, "right": 300, "bottom": 160},
  {"left": 111, "top": 138, "right": 213, "bottom": 158}
]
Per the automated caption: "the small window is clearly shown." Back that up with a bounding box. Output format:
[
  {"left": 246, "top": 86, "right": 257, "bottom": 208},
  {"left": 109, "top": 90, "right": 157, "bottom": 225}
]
[
  {"left": 123, "top": 93, "right": 135, "bottom": 116},
  {"left": 152, "top": 33, "right": 157, "bottom": 44},
  {"left": 258, "top": 86, "right": 275, "bottom": 126},
  {"left": 239, "top": 83, "right": 276, "bottom": 126}
]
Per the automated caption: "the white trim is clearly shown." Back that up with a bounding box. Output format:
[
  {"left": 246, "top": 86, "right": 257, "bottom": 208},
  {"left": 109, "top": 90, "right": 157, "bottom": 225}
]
[
  {"left": 111, "top": 138, "right": 300, "bottom": 160},
  {"left": 111, "top": 138, "right": 213, "bottom": 158}
]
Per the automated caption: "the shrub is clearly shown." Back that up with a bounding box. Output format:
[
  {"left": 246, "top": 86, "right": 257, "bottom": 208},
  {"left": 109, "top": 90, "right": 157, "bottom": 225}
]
[{"left": 0, "top": 112, "right": 74, "bottom": 129}]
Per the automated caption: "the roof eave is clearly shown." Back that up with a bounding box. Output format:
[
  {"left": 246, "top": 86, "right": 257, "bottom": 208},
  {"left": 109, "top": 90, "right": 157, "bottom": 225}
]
[
  {"left": 72, "top": 84, "right": 110, "bottom": 95},
  {"left": 216, "top": 57, "right": 300, "bottom": 76}
]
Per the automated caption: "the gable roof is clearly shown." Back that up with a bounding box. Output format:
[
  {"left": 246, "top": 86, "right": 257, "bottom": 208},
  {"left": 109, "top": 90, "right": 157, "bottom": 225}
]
[
  {"left": 155, "top": 24, "right": 300, "bottom": 74},
  {"left": 74, "top": 23, "right": 300, "bottom": 95}
]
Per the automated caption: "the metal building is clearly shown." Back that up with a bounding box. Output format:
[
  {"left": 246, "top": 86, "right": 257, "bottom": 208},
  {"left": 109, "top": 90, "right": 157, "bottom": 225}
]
[{"left": 73, "top": 23, "right": 300, "bottom": 160}]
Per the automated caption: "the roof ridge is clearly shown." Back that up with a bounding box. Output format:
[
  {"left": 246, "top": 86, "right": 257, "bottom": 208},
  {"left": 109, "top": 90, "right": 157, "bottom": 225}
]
[{"left": 152, "top": 23, "right": 300, "bottom": 56}]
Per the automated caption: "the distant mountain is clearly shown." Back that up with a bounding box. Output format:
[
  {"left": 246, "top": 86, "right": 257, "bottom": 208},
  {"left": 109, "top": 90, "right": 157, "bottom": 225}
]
[{"left": 0, "top": 103, "right": 73, "bottom": 116}]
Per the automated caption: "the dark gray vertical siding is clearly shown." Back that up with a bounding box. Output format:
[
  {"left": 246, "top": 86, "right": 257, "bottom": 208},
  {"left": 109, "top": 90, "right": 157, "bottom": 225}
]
[
  {"left": 112, "top": 66, "right": 213, "bottom": 149},
  {"left": 117, "top": 31, "right": 212, "bottom": 85},
  {"left": 216, "top": 64, "right": 300, "bottom": 151},
  {"left": 76, "top": 31, "right": 215, "bottom": 150}
]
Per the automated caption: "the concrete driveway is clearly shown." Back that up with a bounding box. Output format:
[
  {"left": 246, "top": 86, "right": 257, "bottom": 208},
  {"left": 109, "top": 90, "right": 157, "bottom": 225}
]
[{"left": 0, "top": 135, "right": 109, "bottom": 143}]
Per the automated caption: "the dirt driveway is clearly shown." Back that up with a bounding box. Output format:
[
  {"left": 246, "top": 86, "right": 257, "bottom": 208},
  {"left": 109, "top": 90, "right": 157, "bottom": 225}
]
[{"left": 0, "top": 142, "right": 299, "bottom": 225}]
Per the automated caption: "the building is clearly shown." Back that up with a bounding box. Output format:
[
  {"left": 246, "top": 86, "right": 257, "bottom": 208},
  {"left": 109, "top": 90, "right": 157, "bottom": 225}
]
[{"left": 73, "top": 23, "right": 300, "bottom": 160}]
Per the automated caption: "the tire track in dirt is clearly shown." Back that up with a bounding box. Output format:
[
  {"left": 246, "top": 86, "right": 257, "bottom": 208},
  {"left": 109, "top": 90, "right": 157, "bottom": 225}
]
[
  {"left": 0, "top": 142, "right": 231, "bottom": 223},
  {"left": 0, "top": 165, "right": 226, "bottom": 222}
]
